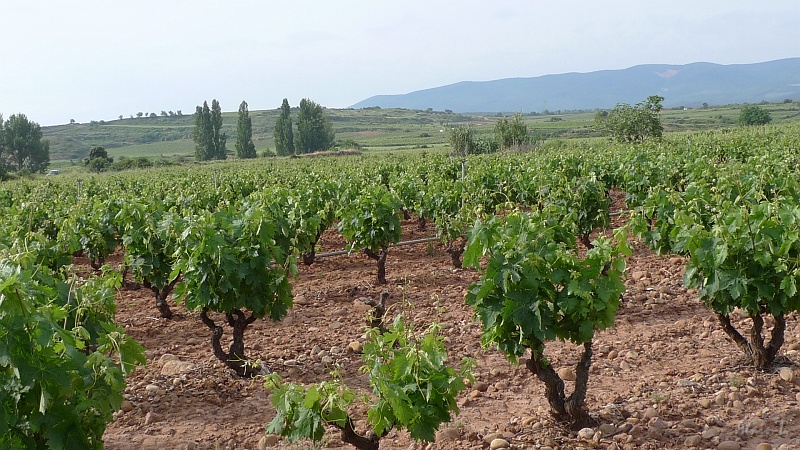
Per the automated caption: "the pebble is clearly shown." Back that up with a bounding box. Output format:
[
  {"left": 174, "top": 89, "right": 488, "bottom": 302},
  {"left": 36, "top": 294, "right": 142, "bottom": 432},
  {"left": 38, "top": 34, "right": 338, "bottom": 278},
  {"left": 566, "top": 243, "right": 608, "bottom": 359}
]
[
  {"left": 120, "top": 400, "right": 134, "bottom": 412},
  {"left": 521, "top": 417, "right": 537, "bottom": 426},
  {"left": 436, "top": 428, "right": 461, "bottom": 442},
  {"left": 789, "top": 343, "right": 800, "bottom": 351},
  {"left": 144, "top": 384, "right": 160, "bottom": 394},
  {"left": 483, "top": 432, "right": 502, "bottom": 444},
  {"left": 159, "top": 353, "right": 180, "bottom": 363},
  {"left": 630, "top": 271, "right": 649, "bottom": 281},
  {"left": 607, "top": 350, "right": 618, "bottom": 359},
  {"left": 558, "top": 367, "right": 577, "bottom": 382},
  {"left": 293, "top": 295, "right": 310, "bottom": 305},
  {"left": 353, "top": 300, "right": 372, "bottom": 313},
  {"left": 643, "top": 407, "right": 658, "bottom": 420},
  {"left": 144, "top": 411, "right": 159, "bottom": 425},
  {"left": 577, "top": 428, "right": 595, "bottom": 440},
  {"left": 756, "top": 444, "right": 772, "bottom": 450},
  {"left": 717, "top": 441, "right": 740, "bottom": 450},
  {"left": 348, "top": 341, "right": 363, "bottom": 353},
  {"left": 684, "top": 435, "right": 702, "bottom": 446},
  {"left": 779, "top": 367, "right": 794, "bottom": 382},
  {"left": 258, "top": 434, "right": 280, "bottom": 450},
  {"left": 474, "top": 381, "right": 490, "bottom": 392},
  {"left": 329, "top": 321, "right": 343, "bottom": 330},
  {"left": 161, "top": 360, "right": 197, "bottom": 376},
  {"left": 599, "top": 423, "right": 616, "bottom": 436},
  {"left": 650, "top": 417, "right": 667, "bottom": 429},
  {"left": 489, "top": 438, "right": 510, "bottom": 449}
]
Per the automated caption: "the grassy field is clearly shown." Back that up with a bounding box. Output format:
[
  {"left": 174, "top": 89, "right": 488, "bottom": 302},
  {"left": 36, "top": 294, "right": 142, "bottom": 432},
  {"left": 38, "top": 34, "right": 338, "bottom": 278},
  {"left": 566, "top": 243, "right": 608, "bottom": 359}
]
[{"left": 43, "top": 101, "right": 800, "bottom": 165}]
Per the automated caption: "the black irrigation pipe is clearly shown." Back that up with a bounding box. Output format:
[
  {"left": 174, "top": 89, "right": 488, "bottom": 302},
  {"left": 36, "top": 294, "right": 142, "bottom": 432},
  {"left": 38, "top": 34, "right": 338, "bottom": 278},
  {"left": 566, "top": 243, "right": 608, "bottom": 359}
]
[{"left": 315, "top": 236, "right": 441, "bottom": 259}]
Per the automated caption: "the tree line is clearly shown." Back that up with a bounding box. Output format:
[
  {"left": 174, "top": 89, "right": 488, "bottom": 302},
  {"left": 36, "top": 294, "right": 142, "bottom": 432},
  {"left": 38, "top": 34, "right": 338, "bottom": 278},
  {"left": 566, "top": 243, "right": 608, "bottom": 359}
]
[{"left": 192, "top": 98, "right": 335, "bottom": 161}]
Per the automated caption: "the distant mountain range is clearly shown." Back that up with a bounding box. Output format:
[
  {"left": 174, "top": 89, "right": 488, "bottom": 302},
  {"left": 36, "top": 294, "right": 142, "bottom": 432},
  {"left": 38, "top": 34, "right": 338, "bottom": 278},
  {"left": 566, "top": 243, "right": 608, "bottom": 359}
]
[{"left": 350, "top": 58, "right": 800, "bottom": 112}]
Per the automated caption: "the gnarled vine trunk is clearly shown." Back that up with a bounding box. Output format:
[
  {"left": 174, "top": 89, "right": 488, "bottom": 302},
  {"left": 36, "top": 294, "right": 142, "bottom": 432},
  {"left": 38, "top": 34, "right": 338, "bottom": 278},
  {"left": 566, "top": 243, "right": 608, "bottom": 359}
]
[
  {"left": 446, "top": 237, "right": 466, "bottom": 268},
  {"left": 144, "top": 279, "right": 178, "bottom": 319},
  {"left": 525, "top": 341, "right": 596, "bottom": 430},
  {"left": 716, "top": 312, "right": 785, "bottom": 370},
  {"left": 364, "top": 247, "right": 389, "bottom": 284},
  {"left": 302, "top": 229, "right": 324, "bottom": 266},
  {"left": 332, "top": 416, "right": 387, "bottom": 450},
  {"left": 200, "top": 308, "right": 258, "bottom": 377}
]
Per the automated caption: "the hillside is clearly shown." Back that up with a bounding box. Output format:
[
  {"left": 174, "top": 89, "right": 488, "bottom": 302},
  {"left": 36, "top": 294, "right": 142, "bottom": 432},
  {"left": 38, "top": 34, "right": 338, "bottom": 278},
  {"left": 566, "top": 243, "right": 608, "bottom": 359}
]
[
  {"left": 43, "top": 99, "right": 800, "bottom": 164},
  {"left": 350, "top": 58, "right": 800, "bottom": 113}
]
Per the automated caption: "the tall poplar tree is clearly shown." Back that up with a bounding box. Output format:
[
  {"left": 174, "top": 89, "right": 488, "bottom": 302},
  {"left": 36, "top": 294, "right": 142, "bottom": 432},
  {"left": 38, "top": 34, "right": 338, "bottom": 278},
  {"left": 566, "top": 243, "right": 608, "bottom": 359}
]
[
  {"left": 193, "top": 102, "right": 213, "bottom": 161},
  {"left": 193, "top": 99, "right": 227, "bottom": 161},
  {"left": 235, "top": 101, "right": 256, "bottom": 159},
  {"left": 273, "top": 98, "right": 294, "bottom": 156},
  {"left": 210, "top": 99, "right": 227, "bottom": 159}
]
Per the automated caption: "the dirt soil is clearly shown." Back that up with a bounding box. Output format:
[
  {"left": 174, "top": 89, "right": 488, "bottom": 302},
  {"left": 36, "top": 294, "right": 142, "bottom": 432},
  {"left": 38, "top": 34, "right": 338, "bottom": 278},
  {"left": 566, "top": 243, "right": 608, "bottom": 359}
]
[{"left": 103, "top": 196, "right": 800, "bottom": 450}]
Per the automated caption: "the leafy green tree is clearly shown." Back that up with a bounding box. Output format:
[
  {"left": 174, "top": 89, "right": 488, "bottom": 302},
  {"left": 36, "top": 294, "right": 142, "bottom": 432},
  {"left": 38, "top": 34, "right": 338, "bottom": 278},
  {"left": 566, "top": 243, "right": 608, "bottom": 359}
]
[
  {"left": 192, "top": 100, "right": 227, "bottom": 161},
  {"left": 193, "top": 102, "right": 213, "bottom": 161},
  {"left": 294, "top": 98, "right": 334, "bottom": 154},
  {"left": 594, "top": 95, "right": 664, "bottom": 143},
  {"left": 739, "top": 105, "right": 772, "bottom": 126},
  {"left": 447, "top": 125, "right": 475, "bottom": 157},
  {"left": 86, "top": 157, "right": 112, "bottom": 173},
  {"left": 2, "top": 114, "right": 50, "bottom": 173},
  {"left": 210, "top": 99, "right": 227, "bottom": 159},
  {"left": 273, "top": 98, "right": 295, "bottom": 156},
  {"left": 84, "top": 145, "right": 113, "bottom": 169},
  {"left": 235, "top": 101, "right": 257, "bottom": 159},
  {"left": 494, "top": 113, "right": 530, "bottom": 149}
]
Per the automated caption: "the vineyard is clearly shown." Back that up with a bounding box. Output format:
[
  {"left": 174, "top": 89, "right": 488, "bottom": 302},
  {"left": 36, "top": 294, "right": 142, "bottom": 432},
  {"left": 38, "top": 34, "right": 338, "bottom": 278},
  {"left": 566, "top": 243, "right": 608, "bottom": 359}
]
[{"left": 3, "top": 124, "right": 800, "bottom": 449}]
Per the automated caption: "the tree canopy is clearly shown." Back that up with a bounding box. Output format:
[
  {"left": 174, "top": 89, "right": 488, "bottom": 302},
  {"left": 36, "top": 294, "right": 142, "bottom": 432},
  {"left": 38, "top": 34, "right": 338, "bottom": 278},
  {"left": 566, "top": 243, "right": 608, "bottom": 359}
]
[
  {"left": 193, "top": 100, "right": 227, "bottom": 161},
  {"left": 273, "top": 98, "right": 295, "bottom": 156},
  {"left": 594, "top": 95, "right": 664, "bottom": 143},
  {"left": 294, "top": 98, "right": 334, "bottom": 154},
  {"left": 85, "top": 145, "right": 114, "bottom": 172},
  {"left": 2, "top": 113, "right": 50, "bottom": 173},
  {"left": 494, "top": 113, "right": 531, "bottom": 149},
  {"left": 739, "top": 105, "right": 772, "bottom": 126},
  {"left": 235, "top": 101, "right": 257, "bottom": 159}
]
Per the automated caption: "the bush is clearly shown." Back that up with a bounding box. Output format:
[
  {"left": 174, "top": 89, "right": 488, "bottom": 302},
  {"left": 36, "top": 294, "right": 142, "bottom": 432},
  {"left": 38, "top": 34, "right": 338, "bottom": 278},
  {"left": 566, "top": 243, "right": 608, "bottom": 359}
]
[
  {"left": 87, "top": 157, "right": 112, "bottom": 172},
  {"left": 739, "top": 105, "right": 772, "bottom": 126},
  {"left": 110, "top": 157, "right": 152, "bottom": 171},
  {"left": 594, "top": 95, "right": 664, "bottom": 142}
]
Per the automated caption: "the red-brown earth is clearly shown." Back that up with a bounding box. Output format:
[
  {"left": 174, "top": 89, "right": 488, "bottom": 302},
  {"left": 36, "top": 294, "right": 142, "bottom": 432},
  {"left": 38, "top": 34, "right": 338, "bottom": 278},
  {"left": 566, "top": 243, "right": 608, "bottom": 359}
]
[{"left": 102, "top": 196, "right": 800, "bottom": 450}]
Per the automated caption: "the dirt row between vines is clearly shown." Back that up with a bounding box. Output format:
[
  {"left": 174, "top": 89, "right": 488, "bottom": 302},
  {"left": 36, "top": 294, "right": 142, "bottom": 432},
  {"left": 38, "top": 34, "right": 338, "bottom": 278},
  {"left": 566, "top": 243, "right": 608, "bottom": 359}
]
[{"left": 103, "top": 199, "right": 800, "bottom": 450}]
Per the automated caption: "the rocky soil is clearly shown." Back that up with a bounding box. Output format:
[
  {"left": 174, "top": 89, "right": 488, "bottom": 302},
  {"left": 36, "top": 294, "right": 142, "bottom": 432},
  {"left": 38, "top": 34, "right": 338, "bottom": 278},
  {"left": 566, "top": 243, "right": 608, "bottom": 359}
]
[{"left": 102, "top": 199, "right": 800, "bottom": 450}]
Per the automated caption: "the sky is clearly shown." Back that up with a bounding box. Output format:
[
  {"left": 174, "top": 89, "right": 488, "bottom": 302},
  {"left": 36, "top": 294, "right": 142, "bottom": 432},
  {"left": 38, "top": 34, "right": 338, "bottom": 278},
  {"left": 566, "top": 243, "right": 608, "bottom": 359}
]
[{"left": 2, "top": 1, "right": 799, "bottom": 126}]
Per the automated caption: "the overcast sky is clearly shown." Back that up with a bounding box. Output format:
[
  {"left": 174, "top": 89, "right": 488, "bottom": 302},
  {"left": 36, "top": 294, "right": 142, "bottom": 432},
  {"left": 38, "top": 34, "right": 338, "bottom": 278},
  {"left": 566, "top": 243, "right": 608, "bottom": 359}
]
[{"left": 2, "top": 1, "right": 799, "bottom": 126}]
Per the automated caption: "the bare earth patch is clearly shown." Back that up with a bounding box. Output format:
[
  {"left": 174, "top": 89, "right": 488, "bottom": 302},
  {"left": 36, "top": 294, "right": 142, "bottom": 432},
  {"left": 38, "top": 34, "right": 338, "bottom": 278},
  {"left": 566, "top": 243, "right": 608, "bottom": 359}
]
[{"left": 103, "top": 210, "right": 800, "bottom": 449}]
